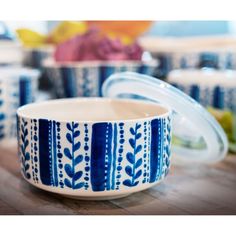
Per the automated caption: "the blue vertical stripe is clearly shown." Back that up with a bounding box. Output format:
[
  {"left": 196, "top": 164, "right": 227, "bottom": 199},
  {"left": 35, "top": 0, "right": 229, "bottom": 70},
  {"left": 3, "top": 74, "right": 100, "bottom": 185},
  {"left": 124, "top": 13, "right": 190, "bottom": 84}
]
[
  {"left": 190, "top": 85, "right": 200, "bottom": 102},
  {"left": 213, "top": 86, "right": 225, "bottom": 109},
  {"left": 154, "top": 54, "right": 172, "bottom": 79},
  {"left": 138, "top": 64, "right": 149, "bottom": 74},
  {"left": 149, "top": 119, "right": 162, "bottom": 183},
  {"left": 52, "top": 121, "right": 58, "bottom": 187},
  {"left": 61, "top": 67, "right": 77, "bottom": 97},
  {"left": 0, "top": 113, "right": 5, "bottom": 121},
  {"left": 31, "top": 50, "right": 43, "bottom": 68},
  {"left": 111, "top": 124, "right": 117, "bottom": 190},
  {"left": 19, "top": 76, "right": 32, "bottom": 106},
  {"left": 90, "top": 123, "right": 108, "bottom": 191},
  {"left": 99, "top": 66, "right": 115, "bottom": 96},
  {"left": 105, "top": 123, "right": 113, "bottom": 190},
  {"left": 38, "top": 119, "right": 51, "bottom": 185}
]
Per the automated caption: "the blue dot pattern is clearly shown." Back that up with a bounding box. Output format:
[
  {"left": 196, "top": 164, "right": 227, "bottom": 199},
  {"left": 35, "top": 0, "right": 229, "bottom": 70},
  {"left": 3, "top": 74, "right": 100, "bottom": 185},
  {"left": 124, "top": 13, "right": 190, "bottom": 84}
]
[
  {"left": 57, "top": 122, "right": 64, "bottom": 188},
  {"left": 116, "top": 123, "right": 124, "bottom": 190},
  {"left": 84, "top": 124, "right": 90, "bottom": 190}
]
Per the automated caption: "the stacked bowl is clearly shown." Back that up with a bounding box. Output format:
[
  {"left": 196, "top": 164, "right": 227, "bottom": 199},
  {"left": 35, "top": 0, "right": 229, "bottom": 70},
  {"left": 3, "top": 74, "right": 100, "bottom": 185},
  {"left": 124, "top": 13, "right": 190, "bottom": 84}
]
[
  {"left": 139, "top": 36, "right": 236, "bottom": 79},
  {"left": 44, "top": 59, "right": 158, "bottom": 98},
  {"left": 0, "top": 66, "right": 40, "bottom": 142}
]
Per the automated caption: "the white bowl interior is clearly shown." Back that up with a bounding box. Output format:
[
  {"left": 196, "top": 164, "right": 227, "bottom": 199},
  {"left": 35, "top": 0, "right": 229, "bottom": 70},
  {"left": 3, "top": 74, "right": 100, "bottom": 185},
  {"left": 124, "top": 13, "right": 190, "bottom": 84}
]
[{"left": 17, "top": 98, "right": 169, "bottom": 122}]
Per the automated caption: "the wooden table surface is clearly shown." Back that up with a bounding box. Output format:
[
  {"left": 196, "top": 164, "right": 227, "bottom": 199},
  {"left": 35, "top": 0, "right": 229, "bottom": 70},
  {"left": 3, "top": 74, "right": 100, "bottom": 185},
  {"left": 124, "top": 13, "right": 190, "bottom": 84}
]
[{"left": 0, "top": 143, "right": 236, "bottom": 215}]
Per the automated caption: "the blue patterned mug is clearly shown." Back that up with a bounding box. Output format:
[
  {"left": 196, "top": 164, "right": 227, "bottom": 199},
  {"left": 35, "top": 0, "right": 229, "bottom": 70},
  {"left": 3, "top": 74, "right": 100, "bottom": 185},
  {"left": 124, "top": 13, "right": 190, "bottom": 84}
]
[
  {"left": 0, "top": 66, "right": 40, "bottom": 142},
  {"left": 17, "top": 98, "right": 172, "bottom": 200}
]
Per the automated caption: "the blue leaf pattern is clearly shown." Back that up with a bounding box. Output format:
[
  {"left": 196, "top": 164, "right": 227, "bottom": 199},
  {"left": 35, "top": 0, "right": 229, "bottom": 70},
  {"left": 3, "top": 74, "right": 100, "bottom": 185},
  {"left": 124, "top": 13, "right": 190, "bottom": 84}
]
[
  {"left": 64, "top": 148, "right": 72, "bottom": 160},
  {"left": 123, "top": 123, "right": 143, "bottom": 187},
  {"left": 75, "top": 155, "right": 83, "bottom": 165},
  {"left": 125, "top": 166, "right": 133, "bottom": 177},
  {"left": 20, "top": 118, "right": 31, "bottom": 179},
  {"left": 64, "top": 122, "right": 84, "bottom": 189},
  {"left": 126, "top": 152, "right": 135, "bottom": 164},
  {"left": 164, "top": 118, "right": 172, "bottom": 177}
]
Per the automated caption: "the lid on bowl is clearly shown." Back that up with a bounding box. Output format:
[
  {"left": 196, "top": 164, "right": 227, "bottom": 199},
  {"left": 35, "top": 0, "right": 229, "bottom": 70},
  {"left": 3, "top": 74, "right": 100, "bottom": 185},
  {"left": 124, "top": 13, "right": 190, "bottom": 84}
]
[{"left": 102, "top": 72, "right": 228, "bottom": 163}]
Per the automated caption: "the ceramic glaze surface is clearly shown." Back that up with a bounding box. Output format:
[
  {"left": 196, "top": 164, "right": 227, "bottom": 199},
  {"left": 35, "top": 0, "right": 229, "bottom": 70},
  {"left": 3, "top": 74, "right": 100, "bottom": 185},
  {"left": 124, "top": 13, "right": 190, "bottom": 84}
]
[
  {"left": 17, "top": 98, "right": 172, "bottom": 199},
  {"left": 168, "top": 70, "right": 236, "bottom": 111},
  {"left": 153, "top": 52, "right": 236, "bottom": 79},
  {"left": 44, "top": 60, "right": 157, "bottom": 98},
  {"left": 171, "top": 83, "right": 236, "bottom": 111},
  {"left": 0, "top": 67, "right": 39, "bottom": 142}
]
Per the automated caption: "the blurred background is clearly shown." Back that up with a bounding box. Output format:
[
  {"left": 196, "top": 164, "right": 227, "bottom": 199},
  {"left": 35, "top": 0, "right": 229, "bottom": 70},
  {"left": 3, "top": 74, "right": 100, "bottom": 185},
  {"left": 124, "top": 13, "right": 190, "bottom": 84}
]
[
  {"left": 3, "top": 21, "right": 236, "bottom": 36},
  {"left": 0, "top": 20, "right": 236, "bottom": 152}
]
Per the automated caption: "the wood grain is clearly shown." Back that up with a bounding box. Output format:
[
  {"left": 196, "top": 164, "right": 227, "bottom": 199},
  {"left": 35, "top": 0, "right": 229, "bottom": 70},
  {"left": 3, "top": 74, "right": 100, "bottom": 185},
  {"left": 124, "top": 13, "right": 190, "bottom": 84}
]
[{"left": 0, "top": 144, "right": 236, "bottom": 215}]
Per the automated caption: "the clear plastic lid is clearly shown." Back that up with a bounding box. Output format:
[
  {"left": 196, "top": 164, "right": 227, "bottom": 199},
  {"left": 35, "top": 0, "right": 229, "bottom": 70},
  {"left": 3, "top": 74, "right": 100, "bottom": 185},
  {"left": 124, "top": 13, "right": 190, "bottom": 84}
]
[{"left": 102, "top": 72, "right": 228, "bottom": 163}]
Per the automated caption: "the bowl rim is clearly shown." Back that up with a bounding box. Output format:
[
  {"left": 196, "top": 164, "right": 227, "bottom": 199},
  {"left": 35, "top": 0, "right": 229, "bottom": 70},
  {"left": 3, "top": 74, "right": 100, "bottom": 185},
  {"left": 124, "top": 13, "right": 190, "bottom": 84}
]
[
  {"left": 42, "top": 58, "right": 158, "bottom": 68},
  {"left": 17, "top": 97, "right": 172, "bottom": 123}
]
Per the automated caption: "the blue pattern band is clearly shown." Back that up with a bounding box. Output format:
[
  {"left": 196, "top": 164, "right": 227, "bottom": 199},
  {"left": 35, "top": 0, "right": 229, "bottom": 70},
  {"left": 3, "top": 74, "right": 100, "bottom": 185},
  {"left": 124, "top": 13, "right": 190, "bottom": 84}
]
[
  {"left": 18, "top": 115, "right": 172, "bottom": 192},
  {"left": 171, "top": 83, "right": 236, "bottom": 111}
]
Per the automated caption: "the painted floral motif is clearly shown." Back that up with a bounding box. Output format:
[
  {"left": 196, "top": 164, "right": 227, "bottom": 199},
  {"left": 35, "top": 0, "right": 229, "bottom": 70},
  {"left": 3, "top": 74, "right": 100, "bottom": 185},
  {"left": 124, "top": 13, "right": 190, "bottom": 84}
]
[
  {"left": 123, "top": 123, "right": 143, "bottom": 187},
  {"left": 64, "top": 122, "right": 84, "bottom": 189},
  {"left": 20, "top": 118, "right": 31, "bottom": 179},
  {"left": 162, "top": 117, "right": 172, "bottom": 178},
  {"left": 18, "top": 116, "right": 172, "bottom": 193},
  {"left": 172, "top": 83, "right": 236, "bottom": 112}
]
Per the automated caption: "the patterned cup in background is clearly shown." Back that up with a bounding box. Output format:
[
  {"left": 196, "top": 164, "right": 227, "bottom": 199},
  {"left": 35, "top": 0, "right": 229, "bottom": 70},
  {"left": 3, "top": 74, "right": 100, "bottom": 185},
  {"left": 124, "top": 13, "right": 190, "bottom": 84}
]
[
  {"left": 22, "top": 46, "right": 54, "bottom": 90},
  {"left": 167, "top": 69, "right": 236, "bottom": 111},
  {"left": 43, "top": 59, "right": 158, "bottom": 98},
  {"left": 167, "top": 69, "right": 236, "bottom": 150},
  {"left": 139, "top": 36, "right": 236, "bottom": 79},
  {"left": 23, "top": 46, "right": 54, "bottom": 69},
  {"left": 0, "top": 66, "right": 40, "bottom": 142}
]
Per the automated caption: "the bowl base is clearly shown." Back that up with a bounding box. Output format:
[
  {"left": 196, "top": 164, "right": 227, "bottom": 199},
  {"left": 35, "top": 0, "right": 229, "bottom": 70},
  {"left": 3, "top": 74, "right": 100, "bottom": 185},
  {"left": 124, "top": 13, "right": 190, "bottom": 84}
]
[{"left": 61, "top": 193, "right": 132, "bottom": 201}]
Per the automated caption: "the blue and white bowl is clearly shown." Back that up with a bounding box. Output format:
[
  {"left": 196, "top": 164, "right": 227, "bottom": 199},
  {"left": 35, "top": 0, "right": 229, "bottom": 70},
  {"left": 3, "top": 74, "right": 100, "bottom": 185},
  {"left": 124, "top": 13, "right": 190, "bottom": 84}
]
[
  {"left": 43, "top": 59, "right": 158, "bottom": 98},
  {"left": 167, "top": 69, "right": 236, "bottom": 111},
  {"left": 0, "top": 66, "right": 40, "bottom": 142},
  {"left": 139, "top": 36, "right": 236, "bottom": 79},
  {"left": 17, "top": 98, "right": 172, "bottom": 200}
]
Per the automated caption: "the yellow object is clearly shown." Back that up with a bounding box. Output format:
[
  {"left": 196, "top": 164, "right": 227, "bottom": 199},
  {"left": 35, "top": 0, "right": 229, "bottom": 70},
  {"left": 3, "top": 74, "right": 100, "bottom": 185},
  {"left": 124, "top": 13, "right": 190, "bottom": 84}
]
[
  {"left": 208, "top": 107, "right": 235, "bottom": 142},
  {"left": 107, "top": 31, "right": 133, "bottom": 45},
  {"left": 16, "top": 28, "right": 47, "bottom": 47},
  {"left": 48, "top": 21, "right": 88, "bottom": 44}
]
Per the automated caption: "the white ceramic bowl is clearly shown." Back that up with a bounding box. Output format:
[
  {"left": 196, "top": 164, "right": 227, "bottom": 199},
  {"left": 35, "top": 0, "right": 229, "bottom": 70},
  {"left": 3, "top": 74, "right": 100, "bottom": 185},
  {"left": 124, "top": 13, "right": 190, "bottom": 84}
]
[
  {"left": 0, "top": 66, "right": 40, "bottom": 142},
  {"left": 43, "top": 59, "right": 158, "bottom": 98},
  {"left": 17, "top": 98, "right": 172, "bottom": 200}
]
